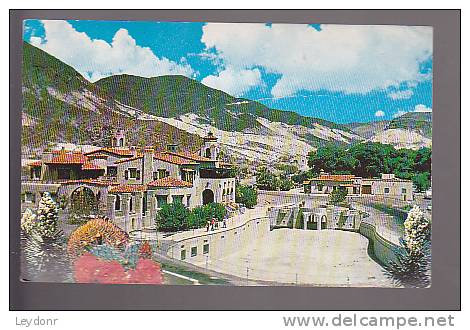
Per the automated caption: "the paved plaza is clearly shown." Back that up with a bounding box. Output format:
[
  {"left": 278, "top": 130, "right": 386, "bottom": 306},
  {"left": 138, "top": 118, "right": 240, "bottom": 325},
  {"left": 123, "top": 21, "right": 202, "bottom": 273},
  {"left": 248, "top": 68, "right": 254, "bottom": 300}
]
[{"left": 198, "top": 229, "right": 396, "bottom": 287}]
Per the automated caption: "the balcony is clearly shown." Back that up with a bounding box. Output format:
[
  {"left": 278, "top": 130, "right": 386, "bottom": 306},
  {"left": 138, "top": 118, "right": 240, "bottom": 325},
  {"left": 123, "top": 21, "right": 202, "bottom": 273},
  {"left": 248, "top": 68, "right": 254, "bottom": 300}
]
[{"left": 199, "top": 168, "right": 235, "bottom": 179}]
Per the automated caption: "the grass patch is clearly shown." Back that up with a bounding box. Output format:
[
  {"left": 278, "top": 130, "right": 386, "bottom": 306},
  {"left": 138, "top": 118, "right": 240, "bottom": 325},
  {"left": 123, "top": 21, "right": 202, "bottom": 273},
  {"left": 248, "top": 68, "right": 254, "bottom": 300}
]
[
  {"left": 371, "top": 203, "right": 408, "bottom": 223},
  {"left": 160, "top": 262, "right": 230, "bottom": 285}
]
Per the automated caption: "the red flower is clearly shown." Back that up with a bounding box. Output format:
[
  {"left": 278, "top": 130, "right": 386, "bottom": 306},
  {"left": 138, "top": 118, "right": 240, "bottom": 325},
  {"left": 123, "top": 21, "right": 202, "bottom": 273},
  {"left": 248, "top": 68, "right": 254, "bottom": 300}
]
[{"left": 73, "top": 253, "right": 163, "bottom": 285}]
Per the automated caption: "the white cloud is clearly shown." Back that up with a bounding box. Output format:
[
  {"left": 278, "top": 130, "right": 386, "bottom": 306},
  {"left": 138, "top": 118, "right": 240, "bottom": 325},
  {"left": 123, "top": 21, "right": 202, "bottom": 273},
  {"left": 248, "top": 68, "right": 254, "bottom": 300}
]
[
  {"left": 375, "top": 110, "right": 385, "bottom": 117},
  {"left": 414, "top": 104, "right": 432, "bottom": 112},
  {"left": 201, "top": 23, "right": 432, "bottom": 97},
  {"left": 392, "top": 104, "right": 432, "bottom": 118},
  {"left": 30, "top": 20, "right": 195, "bottom": 82},
  {"left": 388, "top": 89, "right": 414, "bottom": 100},
  {"left": 201, "top": 67, "right": 262, "bottom": 96}
]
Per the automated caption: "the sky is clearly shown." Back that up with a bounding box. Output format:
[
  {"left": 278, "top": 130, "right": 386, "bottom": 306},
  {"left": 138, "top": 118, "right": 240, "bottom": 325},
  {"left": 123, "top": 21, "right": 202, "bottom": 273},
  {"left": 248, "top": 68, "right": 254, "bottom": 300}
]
[{"left": 23, "top": 20, "right": 433, "bottom": 124}]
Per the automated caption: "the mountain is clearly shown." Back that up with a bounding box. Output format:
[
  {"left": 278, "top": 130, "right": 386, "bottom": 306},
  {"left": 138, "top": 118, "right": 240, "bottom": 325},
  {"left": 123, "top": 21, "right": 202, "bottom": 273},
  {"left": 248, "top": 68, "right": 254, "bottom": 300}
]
[
  {"left": 388, "top": 112, "right": 432, "bottom": 138},
  {"left": 21, "top": 41, "right": 431, "bottom": 166},
  {"left": 21, "top": 42, "right": 203, "bottom": 156},
  {"left": 346, "top": 112, "right": 432, "bottom": 150}
]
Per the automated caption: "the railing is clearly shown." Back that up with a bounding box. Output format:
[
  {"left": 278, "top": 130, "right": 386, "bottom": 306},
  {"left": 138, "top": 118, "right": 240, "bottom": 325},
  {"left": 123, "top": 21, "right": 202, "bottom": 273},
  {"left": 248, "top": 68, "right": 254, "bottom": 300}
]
[{"left": 199, "top": 168, "right": 235, "bottom": 179}]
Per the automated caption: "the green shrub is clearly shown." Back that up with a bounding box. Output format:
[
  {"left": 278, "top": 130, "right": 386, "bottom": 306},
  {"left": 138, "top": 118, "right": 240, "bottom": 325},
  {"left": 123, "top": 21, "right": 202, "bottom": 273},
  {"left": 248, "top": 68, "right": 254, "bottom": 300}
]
[
  {"left": 278, "top": 177, "right": 294, "bottom": 191},
  {"left": 155, "top": 201, "right": 191, "bottom": 232},
  {"left": 235, "top": 185, "right": 258, "bottom": 208},
  {"left": 156, "top": 202, "right": 227, "bottom": 232},
  {"left": 294, "top": 211, "right": 304, "bottom": 229},
  {"left": 328, "top": 188, "right": 348, "bottom": 206}
]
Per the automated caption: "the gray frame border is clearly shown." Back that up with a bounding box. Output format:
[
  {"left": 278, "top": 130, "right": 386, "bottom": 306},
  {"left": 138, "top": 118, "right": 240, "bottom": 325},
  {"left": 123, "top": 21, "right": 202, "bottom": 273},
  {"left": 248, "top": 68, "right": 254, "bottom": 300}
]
[{"left": 10, "top": 9, "right": 460, "bottom": 310}]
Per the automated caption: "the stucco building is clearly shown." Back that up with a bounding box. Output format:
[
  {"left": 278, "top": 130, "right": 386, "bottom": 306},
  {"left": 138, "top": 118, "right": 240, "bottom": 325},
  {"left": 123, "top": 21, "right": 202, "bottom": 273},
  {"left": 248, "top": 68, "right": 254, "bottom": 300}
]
[
  {"left": 21, "top": 131, "right": 236, "bottom": 232},
  {"left": 303, "top": 172, "right": 413, "bottom": 201}
]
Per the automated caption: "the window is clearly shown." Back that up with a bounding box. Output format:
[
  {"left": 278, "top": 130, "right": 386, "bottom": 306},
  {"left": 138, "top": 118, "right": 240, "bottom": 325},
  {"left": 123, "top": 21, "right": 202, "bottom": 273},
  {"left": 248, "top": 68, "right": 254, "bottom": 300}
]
[
  {"left": 191, "top": 246, "right": 197, "bottom": 257},
  {"left": 31, "top": 167, "right": 41, "bottom": 180},
  {"left": 107, "top": 166, "right": 117, "bottom": 177},
  {"left": 180, "top": 250, "right": 186, "bottom": 260},
  {"left": 384, "top": 187, "right": 390, "bottom": 194},
  {"left": 24, "top": 192, "right": 36, "bottom": 203},
  {"left": 203, "top": 244, "right": 209, "bottom": 254},
  {"left": 124, "top": 170, "right": 129, "bottom": 180},
  {"left": 157, "top": 195, "right": 168, "bottom": 208},
  {"left": 129, "top": 168, "right": 137, "bottom": 179},
  {"left": 142, "top": 193, "right": 147, "bottom": 215},
  {"left": 402, "top": 188, "right": 407, "bottom": 194},
  {"left": 129, "top": 195, "right": 133, "bottom": 212},
  {"left": 153, "top": 171, "right": 158, "bottom": 180},
  {"left": 158, "top": 169, "right": 167, "bottom": 179},
  {"left": 115, "top": 195, "right": 121, "bottom": 211},
  {"left": 186, "top": 194, "right": 191, "bottom": 207},
  {"left": 205, "top": 148, "right": 211, "bottom": 158}
]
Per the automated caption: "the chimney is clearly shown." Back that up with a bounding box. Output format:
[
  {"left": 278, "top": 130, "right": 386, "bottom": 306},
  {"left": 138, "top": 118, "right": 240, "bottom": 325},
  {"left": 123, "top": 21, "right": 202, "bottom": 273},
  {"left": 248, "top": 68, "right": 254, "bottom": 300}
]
[{"left": 143, "top": 148, "right": 154, "bottom": 184}]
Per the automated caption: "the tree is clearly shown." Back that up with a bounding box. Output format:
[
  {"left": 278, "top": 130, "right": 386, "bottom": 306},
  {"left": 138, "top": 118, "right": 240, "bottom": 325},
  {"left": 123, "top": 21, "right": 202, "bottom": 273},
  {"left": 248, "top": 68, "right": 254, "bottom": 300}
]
[
  {"left": 413, "top": 172, "right": 431, "bottom": 192},
  {"left": 308, "top": 143, "right": 357, "bottom": 175},
  {"left": 385, "top": 206, "right": 431, "bottom": 287},
  {"left": 155, "top": 202, "right": 191, "bottom": 232},
  {"left": 278, "top": 176, "right": 294, "bottom": 191},
  {"left": 256, "top": 167, "right": 280, "bottom": 191},
  {"left": 21, "top": 208, "right": 36, "bottom": 235},
  {"left": 235, "top": 185, "right": 258, "bottom": 208},
  {"left": 328, "top": 188, "right": 348, "bottom": 206},
  {"left": 35, "top": 192, "right": 59, "bottom": 239}
]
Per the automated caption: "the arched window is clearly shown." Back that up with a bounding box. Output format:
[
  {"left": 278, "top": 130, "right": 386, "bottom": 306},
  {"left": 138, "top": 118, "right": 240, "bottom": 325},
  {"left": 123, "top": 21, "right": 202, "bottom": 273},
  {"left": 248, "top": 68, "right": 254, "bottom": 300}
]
[
  {"left": 115, "top": 195, "right": 121, "bottom": 211},
  {"left": 119, "top": 137, "right": 124, "bottom": 147},
  {"left": 205, "top": 148, "right": 211, "bottom": 158}
]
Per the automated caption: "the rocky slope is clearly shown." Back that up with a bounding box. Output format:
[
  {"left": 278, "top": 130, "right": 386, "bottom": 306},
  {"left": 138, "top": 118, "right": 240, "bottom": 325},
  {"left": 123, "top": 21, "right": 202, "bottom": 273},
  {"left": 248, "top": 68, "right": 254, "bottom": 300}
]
[{"left": 21, "top": 41, "right": 431, "bottom": 164}]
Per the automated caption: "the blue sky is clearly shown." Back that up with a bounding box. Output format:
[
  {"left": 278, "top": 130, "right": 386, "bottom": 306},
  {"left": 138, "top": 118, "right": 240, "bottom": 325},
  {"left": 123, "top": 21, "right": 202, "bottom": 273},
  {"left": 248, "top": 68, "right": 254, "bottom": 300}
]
[{"left": 23, "top": 20, "right": 433, "bottom": 124}]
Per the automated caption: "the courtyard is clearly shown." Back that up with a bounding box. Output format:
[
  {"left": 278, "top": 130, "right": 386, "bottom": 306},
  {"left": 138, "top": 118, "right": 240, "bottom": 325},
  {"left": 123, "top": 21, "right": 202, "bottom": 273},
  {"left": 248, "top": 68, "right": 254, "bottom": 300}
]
[{"left": 196, "top": 228, "right": 396, "bottom": 287}]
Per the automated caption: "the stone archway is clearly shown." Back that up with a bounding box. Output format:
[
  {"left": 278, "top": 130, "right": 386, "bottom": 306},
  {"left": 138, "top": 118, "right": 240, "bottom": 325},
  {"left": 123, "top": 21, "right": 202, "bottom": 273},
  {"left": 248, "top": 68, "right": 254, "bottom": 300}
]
[
  {"left": 202, "top": 189, "right": 214, "bottom": 205},
  {"left": 321, "top": 215, "right": 327, "bottom": 229},
  {"left": 70, "top": 186, "right": 98, "bottom": 214}
]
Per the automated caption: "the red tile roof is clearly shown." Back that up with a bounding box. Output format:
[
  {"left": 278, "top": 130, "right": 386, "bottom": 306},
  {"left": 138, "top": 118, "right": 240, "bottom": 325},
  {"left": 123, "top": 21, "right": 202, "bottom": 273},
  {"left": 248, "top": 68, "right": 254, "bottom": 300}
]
[
  {"left": 46, "top": 152, "right": 87, "bottom": 165},
  {"left": 114, "top": 156, "right": 143, "bottom": 164},
  {"left": 153, "top": 152, "right": 197, "bottom": 165},
  {"left": 109, "top": 184, "right": 147, "bottom": 193},
  {"left": 85, "top": 147, "right": 134, "bottom": 157},
  {"left": 29, "top": 160, "right": 42, "bottom": 167},
  {"left": 58, "top": 179, "right": 115, "bottom": 186},
  {"left": 313, "top": 174, "right": 355, "bottom": 182},
  {"left": 81, "top": 162, "right": 105, "bottom": 171},
  {"left": 147, "top": 177, "right": 192, "bottom": 188},
  {"left": 87, "top": 152, "right": 110, "bottom": 159}
]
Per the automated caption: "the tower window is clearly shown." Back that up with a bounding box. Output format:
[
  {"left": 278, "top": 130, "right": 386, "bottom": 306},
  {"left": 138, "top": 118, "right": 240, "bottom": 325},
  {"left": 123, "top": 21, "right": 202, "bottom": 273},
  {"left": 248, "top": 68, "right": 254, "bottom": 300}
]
[
  {"left": 205, "top": 148, "right": 211, "bottom": 158},
  {"left": 115, "top": 195, "right": 121, "bottom": 211}
]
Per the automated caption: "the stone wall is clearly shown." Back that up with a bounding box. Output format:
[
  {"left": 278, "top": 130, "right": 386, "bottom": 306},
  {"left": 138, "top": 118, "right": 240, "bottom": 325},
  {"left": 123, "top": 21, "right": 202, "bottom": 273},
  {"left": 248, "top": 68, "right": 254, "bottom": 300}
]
[
  {"left": 166, "top": 215, "right": 270, "bottom": 263},
  {"left": 359, "top": 220, "right": 403, "bottom": 267}
]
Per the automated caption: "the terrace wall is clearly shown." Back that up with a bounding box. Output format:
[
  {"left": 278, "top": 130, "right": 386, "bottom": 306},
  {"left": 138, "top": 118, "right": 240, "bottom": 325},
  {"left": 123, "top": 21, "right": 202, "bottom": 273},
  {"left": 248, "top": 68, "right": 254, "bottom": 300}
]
[{"left": 359, "top": 220, "right": 403, "bottom": 267}]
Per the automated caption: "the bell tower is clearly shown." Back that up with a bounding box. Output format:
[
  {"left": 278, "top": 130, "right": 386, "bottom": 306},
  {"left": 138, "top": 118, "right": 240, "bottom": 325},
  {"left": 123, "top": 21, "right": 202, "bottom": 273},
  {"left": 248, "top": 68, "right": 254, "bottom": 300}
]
[
  {"left": 201, "top": 131, "right": 219, "bottom": 160},
  {"left": 112, "top": 129, "right": 126, "bottom": 148}
]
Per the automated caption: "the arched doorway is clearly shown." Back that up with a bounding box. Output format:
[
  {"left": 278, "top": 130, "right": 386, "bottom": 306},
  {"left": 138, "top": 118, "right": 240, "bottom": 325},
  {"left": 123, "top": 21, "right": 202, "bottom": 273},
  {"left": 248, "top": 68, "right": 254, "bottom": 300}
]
[
  {"left": 321, "top": 215, "right": 327, "bottom": 229},
  {"left": 202, "top": 189, "right": 214, "bottom": 205},
  {"left": 70, "top": 186, "right": 98, "bottom": 220}
]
